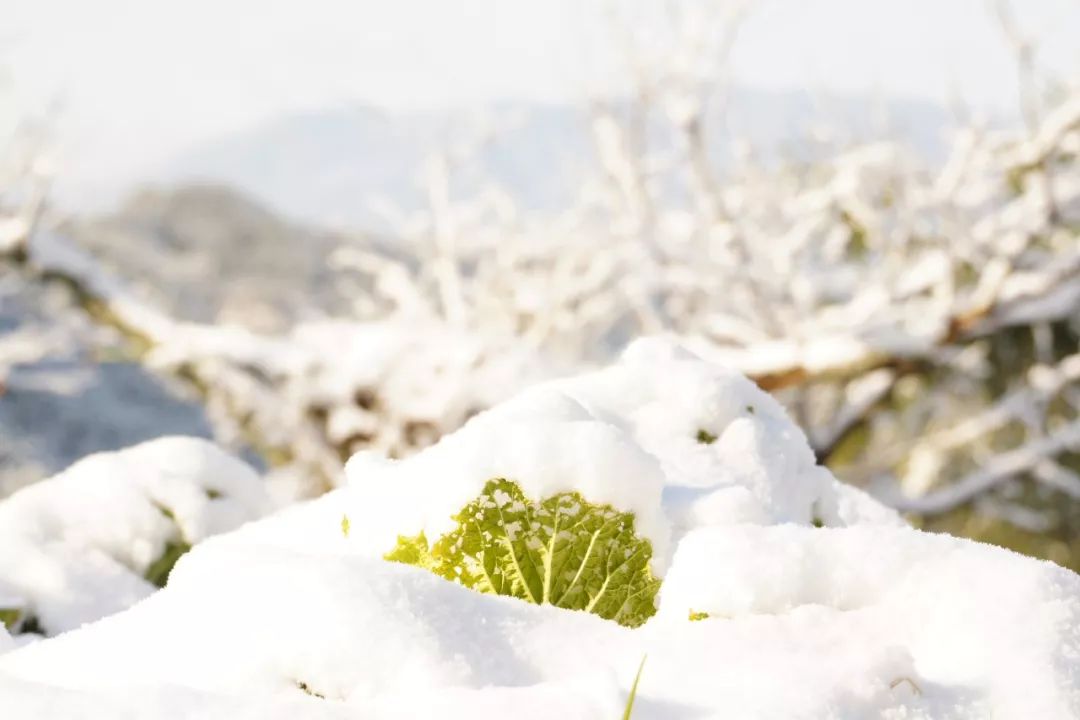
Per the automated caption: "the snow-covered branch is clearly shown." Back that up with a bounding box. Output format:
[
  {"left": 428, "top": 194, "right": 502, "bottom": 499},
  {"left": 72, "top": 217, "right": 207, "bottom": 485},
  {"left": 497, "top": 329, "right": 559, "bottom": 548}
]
[{"left": 889, "top": 418, "right": 1080, "bottom": 516}]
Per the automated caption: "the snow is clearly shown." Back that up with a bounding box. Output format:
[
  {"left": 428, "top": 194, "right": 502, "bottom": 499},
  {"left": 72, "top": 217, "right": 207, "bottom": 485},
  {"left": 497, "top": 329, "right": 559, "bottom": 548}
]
[
  {"left": 344, "top": 391, "right": 672, "bottom": 568},
  {"left": 338, "top": 338, "right": 898, "bottom": 576},
  {"left": 0, "top": 339, "right": 1078, "bottom": 718},
  {"left": 659, "top": 524, "right": 1080, "bottom": 717},
  {"left": 0, "top": 436, "right": 269, "bottom": 639}
]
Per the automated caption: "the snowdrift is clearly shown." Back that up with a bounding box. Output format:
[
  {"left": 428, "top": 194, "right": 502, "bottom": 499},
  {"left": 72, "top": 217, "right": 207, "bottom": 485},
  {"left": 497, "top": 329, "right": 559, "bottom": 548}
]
[
  {"left": 0, "top": 437, "right": 270, "bottom": 641},
  {"left": 0, "top": 339, "right": 1077, "bottom": 719}
]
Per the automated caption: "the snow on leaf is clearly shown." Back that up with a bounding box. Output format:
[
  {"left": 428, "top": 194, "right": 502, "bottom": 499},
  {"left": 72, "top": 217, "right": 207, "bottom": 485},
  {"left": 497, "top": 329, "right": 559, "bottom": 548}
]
[{"left": 385, "top": 478, "right": 661, "bottom": 627}]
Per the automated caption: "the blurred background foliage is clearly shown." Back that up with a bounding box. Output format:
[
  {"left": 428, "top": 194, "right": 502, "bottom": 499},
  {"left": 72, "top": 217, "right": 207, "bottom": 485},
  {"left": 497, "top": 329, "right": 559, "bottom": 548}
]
[{"left": 1, "top": 0, "right": 1078, "bottom": 568}]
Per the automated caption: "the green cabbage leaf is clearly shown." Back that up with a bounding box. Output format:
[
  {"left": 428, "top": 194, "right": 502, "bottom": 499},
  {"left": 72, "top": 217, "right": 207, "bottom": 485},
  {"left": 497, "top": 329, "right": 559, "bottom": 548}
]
[{"left": 386, "top": 478, "right": 660, "bottom": 627}]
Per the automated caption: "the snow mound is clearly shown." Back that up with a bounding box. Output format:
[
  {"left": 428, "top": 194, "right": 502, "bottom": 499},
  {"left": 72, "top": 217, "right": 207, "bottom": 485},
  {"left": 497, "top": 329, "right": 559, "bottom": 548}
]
[
  {"left": 0, "top": 436, "right": 269, "bottom": 641},
  {"left": 1, "top": 339, "right": 1078, "bottom": 719},
  {"left": 339, "top": 338, "right": 900, "bottom": 573}
]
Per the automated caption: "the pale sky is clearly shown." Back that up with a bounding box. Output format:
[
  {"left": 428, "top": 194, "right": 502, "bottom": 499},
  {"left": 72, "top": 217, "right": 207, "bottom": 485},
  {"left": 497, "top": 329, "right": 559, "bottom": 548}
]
[{"left": 4, "top": 0, "right": 1080, "bottom": 204}]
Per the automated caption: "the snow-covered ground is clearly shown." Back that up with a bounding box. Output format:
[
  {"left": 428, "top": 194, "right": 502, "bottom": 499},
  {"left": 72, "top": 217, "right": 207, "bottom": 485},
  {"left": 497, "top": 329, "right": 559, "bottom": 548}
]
[
  {"left": 1, "top": 340, "right": 1076, "bottom": 718},
  {"left": 0, "top": 437, "right": 270, "bottom": 642}
]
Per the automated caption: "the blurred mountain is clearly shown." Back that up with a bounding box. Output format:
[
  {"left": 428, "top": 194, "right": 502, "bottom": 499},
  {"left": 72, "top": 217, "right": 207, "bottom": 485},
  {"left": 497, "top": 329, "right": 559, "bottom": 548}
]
[
  {"left": 156, "top": 91, "right": 959, "bottom": 230},
  {"left": 61, "top": 184, "right": 374, "bottom": 333},
  {"left": 162, "top": 103, "right": 590, "bottom": 230}
]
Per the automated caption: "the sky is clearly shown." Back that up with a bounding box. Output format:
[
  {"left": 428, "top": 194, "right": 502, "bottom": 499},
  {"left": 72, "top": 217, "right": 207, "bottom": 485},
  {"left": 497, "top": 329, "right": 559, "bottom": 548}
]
[{"left": 3, "top": 0, "right": 1080, "bottom": 207}]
